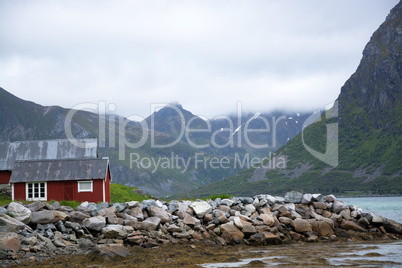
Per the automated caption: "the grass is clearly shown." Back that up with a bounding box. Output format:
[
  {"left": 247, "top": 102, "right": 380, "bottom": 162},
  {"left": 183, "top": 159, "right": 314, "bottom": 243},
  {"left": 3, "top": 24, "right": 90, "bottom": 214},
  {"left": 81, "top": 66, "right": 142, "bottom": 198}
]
[
  {"left": 0, "top": 193, "right": 11, "bottom": 206},
  {"left": 110, "top": 183, "right": 152, "bottom": 203}
]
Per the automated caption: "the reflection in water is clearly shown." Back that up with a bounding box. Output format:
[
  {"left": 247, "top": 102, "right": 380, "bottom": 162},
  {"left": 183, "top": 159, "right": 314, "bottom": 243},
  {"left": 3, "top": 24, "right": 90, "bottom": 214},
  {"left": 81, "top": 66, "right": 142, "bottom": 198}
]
[{"left": 201, "top": 241, "right": 402, "bottom": 267}]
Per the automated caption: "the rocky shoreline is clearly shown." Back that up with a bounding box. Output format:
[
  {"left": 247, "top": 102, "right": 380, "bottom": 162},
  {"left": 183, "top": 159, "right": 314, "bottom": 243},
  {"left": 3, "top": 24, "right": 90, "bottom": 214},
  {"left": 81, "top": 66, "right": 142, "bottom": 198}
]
[{"left": 1, "top": 191, "right": 401, "bottom": 267}]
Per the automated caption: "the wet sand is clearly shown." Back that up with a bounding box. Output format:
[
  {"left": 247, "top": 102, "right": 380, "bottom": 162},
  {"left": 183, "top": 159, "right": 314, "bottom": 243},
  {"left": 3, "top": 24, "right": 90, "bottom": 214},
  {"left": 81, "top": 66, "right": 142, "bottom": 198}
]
[{"left": 10, "top": 239, "right": 401, "bottom": 268}]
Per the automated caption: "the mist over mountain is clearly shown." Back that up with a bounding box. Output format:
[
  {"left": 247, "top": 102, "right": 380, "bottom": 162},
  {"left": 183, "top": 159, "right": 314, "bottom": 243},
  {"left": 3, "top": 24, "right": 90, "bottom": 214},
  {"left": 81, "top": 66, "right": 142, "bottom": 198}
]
[
  {"left": 0, "top": 87, "right": 310, "bottom": 196},
  {"left": 183, "top": 2, "right": 402, "bottom": 198}
]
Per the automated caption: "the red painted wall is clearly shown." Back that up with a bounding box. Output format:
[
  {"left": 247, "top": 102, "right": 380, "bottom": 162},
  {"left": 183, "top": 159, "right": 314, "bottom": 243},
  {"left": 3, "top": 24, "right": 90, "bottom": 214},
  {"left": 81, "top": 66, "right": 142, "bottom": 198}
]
[
  {"left": 13, "top": 183, "right": 25, "bottom": 201},
  {"left": 12, "top": 166, "right": 111, "bottom": 203},
  {"left": 13, "top": 178, "right": 110, "bottom": 203},
  {"left": 0, "top": 171, "right": 11, "bottom": 184}
]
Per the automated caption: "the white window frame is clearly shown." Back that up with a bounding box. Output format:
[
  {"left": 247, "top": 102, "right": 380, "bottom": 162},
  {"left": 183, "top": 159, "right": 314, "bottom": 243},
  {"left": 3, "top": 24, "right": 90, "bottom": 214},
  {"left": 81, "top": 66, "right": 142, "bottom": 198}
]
[
  {"left": 78, "top": 180, "right": 93, "bottom": 193},
  {"left": 26, "top": 182, "right": 47, "bottom": 201}
]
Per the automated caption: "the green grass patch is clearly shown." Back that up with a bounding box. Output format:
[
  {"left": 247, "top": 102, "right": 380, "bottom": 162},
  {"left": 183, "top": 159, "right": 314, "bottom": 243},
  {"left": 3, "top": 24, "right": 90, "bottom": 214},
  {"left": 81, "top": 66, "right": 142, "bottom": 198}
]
[
  {"left": 110, "top": 183, "right": 151, "bottom": 203},
  {"left": 0, "top": 193, "right": 11, "bottom": 206}
]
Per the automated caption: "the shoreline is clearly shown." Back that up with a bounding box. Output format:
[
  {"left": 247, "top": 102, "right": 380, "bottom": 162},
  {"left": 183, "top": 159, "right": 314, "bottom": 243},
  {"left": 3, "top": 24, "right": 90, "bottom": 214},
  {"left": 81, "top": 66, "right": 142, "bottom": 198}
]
[{"left": 1, "top": 192, "right": 402, "bottom": 267}]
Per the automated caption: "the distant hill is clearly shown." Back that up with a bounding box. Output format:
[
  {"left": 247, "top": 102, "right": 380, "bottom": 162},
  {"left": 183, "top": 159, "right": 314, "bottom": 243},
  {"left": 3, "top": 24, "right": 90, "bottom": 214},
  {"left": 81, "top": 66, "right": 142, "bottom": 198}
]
[
  {"left": 0, "top": 88, "right": 309, "bottom": 196},
  {"left": 182, "top": 2, "right": 402, "bottom": 198}
]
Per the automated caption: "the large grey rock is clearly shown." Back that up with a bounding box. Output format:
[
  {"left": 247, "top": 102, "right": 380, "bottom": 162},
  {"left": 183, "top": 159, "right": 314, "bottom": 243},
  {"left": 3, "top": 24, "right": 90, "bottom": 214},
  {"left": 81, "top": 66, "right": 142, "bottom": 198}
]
[
  {"left": 126, "top": 201, "right": 139, "bottom": 209},
  {"left": 369, "top": 212, "right": 384, "bottom": 224},
  {"left": 244, "top": 204, "right": 256, "bottom": 214},
  {"left": 0, "top": 232, "right": 20, "bottom": 253},
  {"left": 130, "top": 207, "right": 144, "bottom": 221},
  {"left": 238, "top": 197, "right": 254, "bottom": 204},
  {"left": 102, "top": 225, "right": 128, "bottom": 239},
  {"left": 312, "top": 194, "right": 326, "bottom": 202},
  {"left": 221, "top": 198, "right": 234, "bottom": 207},
  {"left": 142, "top": 200, "right": 158, "bottom": 211},
  {"left": 284, "top": 191, "right": 303, "bottom": 204},
  {"left": 31, "top": 210, "right": 55, "bottom": 224},
  {"left": 140, "top": 217, "right": 161, "bottom": 231},
  {"left": 69, "top": 211, "right": 90, "bottom": 223},
  {"left": 332, "top": 200, "right": 345, "bottom": 213},
  {"left": 292, "top": 218, "right": 312, "bottom": 232},
  {"left": 301, "top": 194, "right": 313, "bottom": 204},
  {"left": 83, "top": 216, "right": 106, "bottom": 232},
  {"left": 7, "top": 202, "right": 32, "bottom": 224},
  {"left": 0, "top": 206, "right": 6, "bottom": 214},
  {"left": 27, "top": 201, "right": 46, "bottom": 212},
  {"left": 149, "top": 206, "right": 170, "bottom": 223},
  {"left": 220, "top": 222, "right": 244, "bottom": 240},
  {"left": 183, "top": 214, "right": 196, "bottom": 226},
  {"left": 190, "top": 201, "right": 212, "bottom": 218},
  {"left": 113, "top": 203, "right": 127, "bottom": 213},
  {"left": 37, "top": 233, "right": 57, "bottom": 252},
  {"left": 51, "top": 201, "right": 61, "bottom": 210},
  {"left": 383, "top": 219, "right": 402, "bottom": 234},
  {"left": 325, "top": 194, "right": 336, "bottom": 202}
]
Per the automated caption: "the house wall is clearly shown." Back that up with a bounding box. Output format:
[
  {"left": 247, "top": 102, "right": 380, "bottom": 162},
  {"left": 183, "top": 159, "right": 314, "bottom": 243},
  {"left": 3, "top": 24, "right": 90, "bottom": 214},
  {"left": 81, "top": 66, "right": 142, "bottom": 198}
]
[
  {"left": 105, "top": 168, "right": 111, "bottom": 203},
  {"left": 0, "top": 171, "right": 11, "bottom": 184},
  {"left": 13, "top": 179, "right": 107, "bottom": 203}
]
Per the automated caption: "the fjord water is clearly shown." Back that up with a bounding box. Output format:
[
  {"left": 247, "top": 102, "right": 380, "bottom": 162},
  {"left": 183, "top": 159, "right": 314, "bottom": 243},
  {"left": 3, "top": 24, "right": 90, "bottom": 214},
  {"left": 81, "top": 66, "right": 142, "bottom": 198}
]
[{"left": 341, "top": 196, "right": 402, "bottom": 224}]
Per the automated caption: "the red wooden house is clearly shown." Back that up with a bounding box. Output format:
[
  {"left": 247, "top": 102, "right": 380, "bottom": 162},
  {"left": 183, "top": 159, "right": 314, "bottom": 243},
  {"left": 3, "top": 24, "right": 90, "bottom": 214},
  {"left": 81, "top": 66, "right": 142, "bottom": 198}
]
[
  {"left": 9, "top": 158, "right": 111, "bottom": 203},
  {"left": 0, "top": 138, "right": 111, "bottom": 203}
]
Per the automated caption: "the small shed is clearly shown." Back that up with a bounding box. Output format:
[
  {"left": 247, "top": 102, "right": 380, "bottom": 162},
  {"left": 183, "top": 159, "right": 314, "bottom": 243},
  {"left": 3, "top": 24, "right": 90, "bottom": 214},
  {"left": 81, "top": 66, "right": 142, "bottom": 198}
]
[{"left": 9, "top": 158, "right": 111, "bottom": 203}]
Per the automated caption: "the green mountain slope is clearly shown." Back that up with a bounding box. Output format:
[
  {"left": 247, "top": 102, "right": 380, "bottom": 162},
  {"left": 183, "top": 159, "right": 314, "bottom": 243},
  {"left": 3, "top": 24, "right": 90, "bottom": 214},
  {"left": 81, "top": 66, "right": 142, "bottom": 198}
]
[{"left": 180, "top": 2, "right": 402, "bottom": 198}]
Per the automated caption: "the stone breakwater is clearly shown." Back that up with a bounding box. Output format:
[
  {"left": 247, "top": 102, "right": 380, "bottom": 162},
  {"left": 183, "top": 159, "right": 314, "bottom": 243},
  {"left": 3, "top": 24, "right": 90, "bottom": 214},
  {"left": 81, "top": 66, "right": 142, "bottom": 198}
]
[{"left": 0, "top": 191, "right": 401, "bottom": 265}]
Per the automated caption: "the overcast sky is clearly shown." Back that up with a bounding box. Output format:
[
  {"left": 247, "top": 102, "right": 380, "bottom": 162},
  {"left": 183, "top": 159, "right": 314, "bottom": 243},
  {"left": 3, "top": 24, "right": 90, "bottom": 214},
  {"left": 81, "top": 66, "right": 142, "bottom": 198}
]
[{"left": 0, "top": 0, "right": 398, "bottom": 119}]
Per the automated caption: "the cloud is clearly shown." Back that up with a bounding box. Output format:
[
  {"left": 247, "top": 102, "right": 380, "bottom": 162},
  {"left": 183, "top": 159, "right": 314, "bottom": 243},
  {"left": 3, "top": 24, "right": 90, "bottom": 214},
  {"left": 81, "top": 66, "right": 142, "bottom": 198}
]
[{"left": 0, "top": 0, "right": 398, "bottom": 118}]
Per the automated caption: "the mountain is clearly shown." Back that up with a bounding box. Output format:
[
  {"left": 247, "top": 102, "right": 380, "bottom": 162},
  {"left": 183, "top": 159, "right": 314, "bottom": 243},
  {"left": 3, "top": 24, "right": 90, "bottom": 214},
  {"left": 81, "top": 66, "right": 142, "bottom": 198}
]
[
  {"left": 182, "top": 2, "right": 402, "bottom": 198},
  {"left": 0, "top": 88, "right": 310, "bottom": 197}
]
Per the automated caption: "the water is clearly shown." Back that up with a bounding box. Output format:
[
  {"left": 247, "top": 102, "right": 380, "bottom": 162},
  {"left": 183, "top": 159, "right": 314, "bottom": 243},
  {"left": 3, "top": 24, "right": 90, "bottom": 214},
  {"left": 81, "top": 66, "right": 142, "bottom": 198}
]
[
  {"left": 201, "top": 242, "right": 402, "bottom": 267},
  {"left": 341, "top": 196, "right": 402, "bottom": 223}
]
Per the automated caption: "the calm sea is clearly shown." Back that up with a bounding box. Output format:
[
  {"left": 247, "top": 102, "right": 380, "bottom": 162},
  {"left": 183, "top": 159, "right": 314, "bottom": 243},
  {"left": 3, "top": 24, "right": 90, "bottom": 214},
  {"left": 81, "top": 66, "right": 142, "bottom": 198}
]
[{"left": 341, "top": 196, "right": 402, "bottom": 224}]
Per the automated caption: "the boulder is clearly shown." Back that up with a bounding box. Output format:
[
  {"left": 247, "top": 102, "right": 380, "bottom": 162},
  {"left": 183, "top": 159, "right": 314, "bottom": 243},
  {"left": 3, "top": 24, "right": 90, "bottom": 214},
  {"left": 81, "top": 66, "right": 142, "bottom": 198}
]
[
  {"left": 325, "top": 194, "right": 336, "bottom": 202},
  {"left": 220, "top": 222, "right": 244, "bottom": 240},
  {"left": 312, "top": 202, "right": 327, "bottom": 210},
  {"left": 312, "top": 194, "right": 326, "bottom": 202},
  {"left": 7, "top": 202, "right": 32, "bottom": 224},
  {"left": 142, "top": 200, "right": 158, "bottom": 211},
  {"left": 83, "top": 216, "right": 106, "bottom": 232},
  {"left": 332, "top": 200, "right": 345, "bottom": 214},
  {"left": 78, "top": 238, "right": 95, "bottom": 250},
  {"left": 284, "top": 191, "right": 303, "bottom": 203},
  {"left": 183, "top": 214, "right": 196, "bottom": 226},
  {"left": 311, "top": 221, "right": 334, "bottom": 237},
  {"left": 221, "top": 231, "right": 235, "bottom": 245},
  {"left": 31, "top": 210, "right": 55, "bottom": 224},
  {"left": 140, "top": 217, "right": 161, "bottom": 231},
  {"left": 279, "top": 217, "right": 292, "bottom": 226},
  {"left": 53, "top": 210, "right": 70, "bottom": 222},
  {"left": 238, "top": 197, "right": 254, "bottom": 204},
  {"left": 190, "top": 201, "right": 212, "bottom": 218},
  {"left": 242, "top": 225, "right": 257, "bottom": 236},
  {"left": 292, "top": 218, "right": 312, "bottom": 233},
  {"left": 221, "top": 198, "right": 234, "bottom": 207},
  {"left": 69, "top": 211, "right": 90, "bottom": 223},
  {"left": 260, "top": 214, "right": 275, "bottom": 226},
  {"left": 340, "top": 220, "right": 366, "bottom": 232},
  {"left": 51, "top": 201, "right": 61, "bottom": 210},
  {"left": 102, "top": 225, "right": 128, "bottom": 239},
  {"left": 214, "top": 210, "right": 228, "bottom": 224},
  {"left": 149, "top": 206, "right": 170, "bottom": 223},
  {"left": 22, "top": 236, "right": 37, "bottom": 246},
  {"left": 383, "top": 219, "right": 402, "bottom": 234},
  {"left": 167, "top": 224, "right": 183, "bottom": 233},
  {"left": 302, "top": 194, "right": 313, "bottom": 204},
  {"left": 130, "top": 207, "right": 144, "bottom": 221},
  {"left": 233, "top": 216, "right": 243, "bottom": 229},
  {"left": 244, "top": 204, "right": 256, "bottom": 214},
  {"left": 0, "top": 207, "right": 6, "bottom": 214},
  {"left": 27, "top": 201, "right": 46, "bottom": 212},
  {"left": 0, "top": 232, "right": 20, "bottom": 253},
  {"left": 113, "top": 203, "right": 127, "bottom": 213},
  {"left": 126, "top": 201, "right": 139, "bottom": 209},
  {"left": 369, "top": 212, "right": 384, "bottom": 224}
]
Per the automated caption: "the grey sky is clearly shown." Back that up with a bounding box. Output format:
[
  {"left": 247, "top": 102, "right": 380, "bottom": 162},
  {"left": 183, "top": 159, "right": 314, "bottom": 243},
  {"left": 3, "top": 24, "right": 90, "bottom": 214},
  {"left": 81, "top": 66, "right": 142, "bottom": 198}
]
[{"left": 0, "top": 0, "right": 398, "bottom": 119}]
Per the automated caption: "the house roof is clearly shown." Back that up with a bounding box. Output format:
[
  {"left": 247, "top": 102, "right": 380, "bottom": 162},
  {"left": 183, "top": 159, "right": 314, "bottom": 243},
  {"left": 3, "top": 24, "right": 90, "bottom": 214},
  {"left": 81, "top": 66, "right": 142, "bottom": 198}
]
[
  {"left": 9, "top": 158, "right": 109, "bottom": 183},
  {"left": 0, "top": 138, "right": 98, "bottom": 171}
]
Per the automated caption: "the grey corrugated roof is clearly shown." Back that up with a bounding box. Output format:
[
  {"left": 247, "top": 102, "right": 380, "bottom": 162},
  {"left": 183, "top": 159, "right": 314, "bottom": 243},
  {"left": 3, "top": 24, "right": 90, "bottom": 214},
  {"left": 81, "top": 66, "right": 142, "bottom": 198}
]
[
  {"left": 0, "top": 139, "right": 97, "bottom": 171},
  {"left": 9, "top": 158, "right": 109, "bottom": 183}
]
